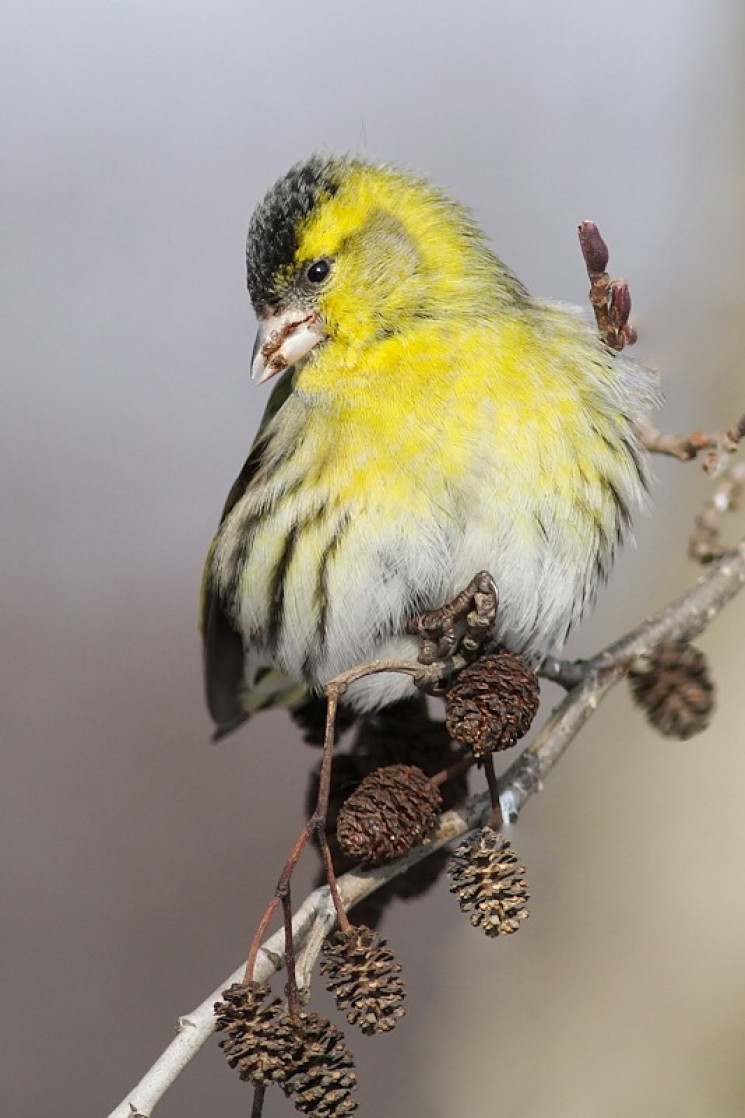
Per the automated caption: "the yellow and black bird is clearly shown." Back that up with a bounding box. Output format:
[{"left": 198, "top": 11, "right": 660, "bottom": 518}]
[{"left": 201, "top": 155, "right": 655, "bottom": 738}]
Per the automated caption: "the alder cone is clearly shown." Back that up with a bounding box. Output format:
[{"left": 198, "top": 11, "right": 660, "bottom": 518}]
[
  {"left": 448, "top": 826, "right": 530, "bottom": 937},
  {"left": 445, "top": 650, "right": 540, "bottom": 757},
  {"left": 629, "top": 642, "right": 714, "bottom": 740},
  {"left": 282, "top": 1012, "right": 357, "bottom": 1116},
  {"left": 214, "top": 982, "right": 293, "bottom": 1086},
  {"left": 214, "top": 983, "right": 358, "bottom": 1114},
  {"left": 306, "top": 700, "right": 468, "bottom": 928},
  {"left": 336, "top": 763, "right": 442, "bottom": 864},
  {"left": 320, "top": 925, "right": 406, "bottom": 1035}
]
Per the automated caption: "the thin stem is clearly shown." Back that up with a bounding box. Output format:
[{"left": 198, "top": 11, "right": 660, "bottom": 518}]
[
  {"left": 310, "top": 685, "right": 353, "bottom": 933},
  {"left": 282, "top": 883, "right": 300, "bottom": 1019},
  {"left": 689, "top": 459, "right": 745, "bottom": 564},
  {"left": 251, "top": 1084, "right": 266, "bottom": 1118},
  {"left": 244, "top": 824, "right": 311, "bottom": 983},
  {"left": 313, "top": 688, "right": 340, "bottom": 822},
  {"left": 323, "top": 654, "right": 468, "bottom": 696},
  {"left": 430, "top": 753, "right": 474, "bottom": 788},
  {"left": 317, "top": 827, "right": 351, "bottom": 934},
  {"left": 640, "top": 414, "right": 744, "bottom": 464},
  {"left": 243, "top": 895, "right": 281, "bottom": 985},
  {"left": 483, "top": 755, "right": 503, "bottom": 829}
]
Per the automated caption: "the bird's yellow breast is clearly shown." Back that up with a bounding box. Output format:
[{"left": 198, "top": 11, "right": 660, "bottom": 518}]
[{"left": 290, "top": 308, "right": 621, "bottom": 528}]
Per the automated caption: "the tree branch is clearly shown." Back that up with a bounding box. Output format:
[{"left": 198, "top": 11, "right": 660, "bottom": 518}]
[
  {"left": 689, "top": 460, "right": 745, "bottom": 564},
  {"left": 640, "top": 415, "right": 745, "bottom": 470},
  {"left": 107, "top": 536, "right": 745, "bottom": 1118}
]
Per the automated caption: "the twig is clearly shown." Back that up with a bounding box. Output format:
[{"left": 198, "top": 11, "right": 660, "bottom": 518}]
[
  {"left": 640, "top": 414, "right": 745, "bottom": 472},
  {"left": 577, "top": 221, "right": 637, "bottom": 351},
  {"left": 281, "top": 884, "right": 300, "bottom": 1019},
  {"left": 689, "top": 460, "right": 745, "bottom": 564},
  {"left": 244, "top": 824, "right": 307, "bottom": 984},
  {"left": 483, "top": 754, "right": 503, "bottom": 829},
  {"left": 107, "top": 536, "right": 745, "bottom": 1118},
  {"left": 107, "top": 794, "right": 490, "bottom": 1118},
  {"left": 430, "top": 753, "right": 475, "bottom": 788},
  {"left": 244, "top": 687, "right": 350, "bottom": 999},
  {"left": 637, "top": 412, "right": 744, "bottom": 565},
  {"left": 502, "top": 537, "right": 745, "bottom": 819},
  {"left": 251, "top": 1084, "right": 266, "bottom": 1118},
  {"left": 538, "top": 655, "right": 590, "bottom": 690}
]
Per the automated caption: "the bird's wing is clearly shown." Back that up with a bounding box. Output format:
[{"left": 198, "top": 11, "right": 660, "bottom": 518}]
[{"left": 200, "top": 370, "right": 303, "bottom": 739}]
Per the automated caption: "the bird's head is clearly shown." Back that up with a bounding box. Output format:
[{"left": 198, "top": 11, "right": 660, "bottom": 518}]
[{"left": 245, "top": 155, "right": 522, "bottom": 385}]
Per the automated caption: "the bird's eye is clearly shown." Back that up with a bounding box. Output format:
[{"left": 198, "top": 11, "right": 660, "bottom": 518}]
[{"left": 306, "top": 258, "right": 331, "bottom": 284}]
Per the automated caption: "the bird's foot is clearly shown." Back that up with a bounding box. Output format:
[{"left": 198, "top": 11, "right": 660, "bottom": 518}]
[{"left": 406, "top": 571, "right": 499, "bottom": 666}]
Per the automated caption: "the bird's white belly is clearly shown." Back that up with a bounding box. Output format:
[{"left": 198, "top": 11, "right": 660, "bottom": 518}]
[{"left": 236, "top": 499, "right": 591, "bottom": 712}]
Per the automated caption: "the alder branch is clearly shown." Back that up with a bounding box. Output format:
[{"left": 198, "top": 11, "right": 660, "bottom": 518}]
[
  {"left": 689, "top": 460, "right": 745, "bottom": 564},
  {"left": 107, "top": 792, "right": 489, "bottom": 1118},
  {"left": 640, "top": 414, "right": 745, "bottom": 470},
  {"left": 577, "top": 221, "right": 637, "bottom": 350},
  {"left": 107, "top": 535, "right": 745, "bottom": 1118}
]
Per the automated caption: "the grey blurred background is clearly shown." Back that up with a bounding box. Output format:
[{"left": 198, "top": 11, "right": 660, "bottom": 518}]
[{"left": 2, "top": 2, "right": 744, "bottom": 1115}]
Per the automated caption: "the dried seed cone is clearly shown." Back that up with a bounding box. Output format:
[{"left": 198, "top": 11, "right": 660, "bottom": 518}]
[
  {"left": 281, "top": 1011, "right": 358, "bottom": 1116},
  {"left": 337, "top": 763, "right": 442, "bottom": 864},
  {"left": 306, "top": 699, "right": 469, "bottom": 928},
  {"left": 448, "top": 826, "right": 530, "bottom": 937},
  {"left": 320, "top": 925, "right": 406, "bottom": 1035},
  {"left": 214, "top": 984, "right": 358, "bottom": 1114},
  {"left": 445, "top": 651, "right": 540, "bottom": 757},
  {"left": 214, "top": 982, "right": 294, "bottom": 1085},
  {"left": 628, "top": 642, "right": 715, "bottom": 740}
]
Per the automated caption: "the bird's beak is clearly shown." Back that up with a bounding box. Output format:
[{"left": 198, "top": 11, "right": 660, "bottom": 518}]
[{"left": 250, "top": 309, "right": 325, "bottom": 385}]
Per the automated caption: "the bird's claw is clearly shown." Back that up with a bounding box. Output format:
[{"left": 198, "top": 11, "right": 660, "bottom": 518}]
[{"left": 406, "top": 571, "right": 499, "bottom": 667}]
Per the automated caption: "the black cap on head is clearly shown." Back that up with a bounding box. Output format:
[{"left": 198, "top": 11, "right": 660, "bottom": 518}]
[{"left": 246, "top": 156, "right": 342, "bottom": 309}]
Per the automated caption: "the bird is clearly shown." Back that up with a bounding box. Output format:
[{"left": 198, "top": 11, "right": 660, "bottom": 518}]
[{"left": 200, "top": 154, "right": 656, "bottom": 738}]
